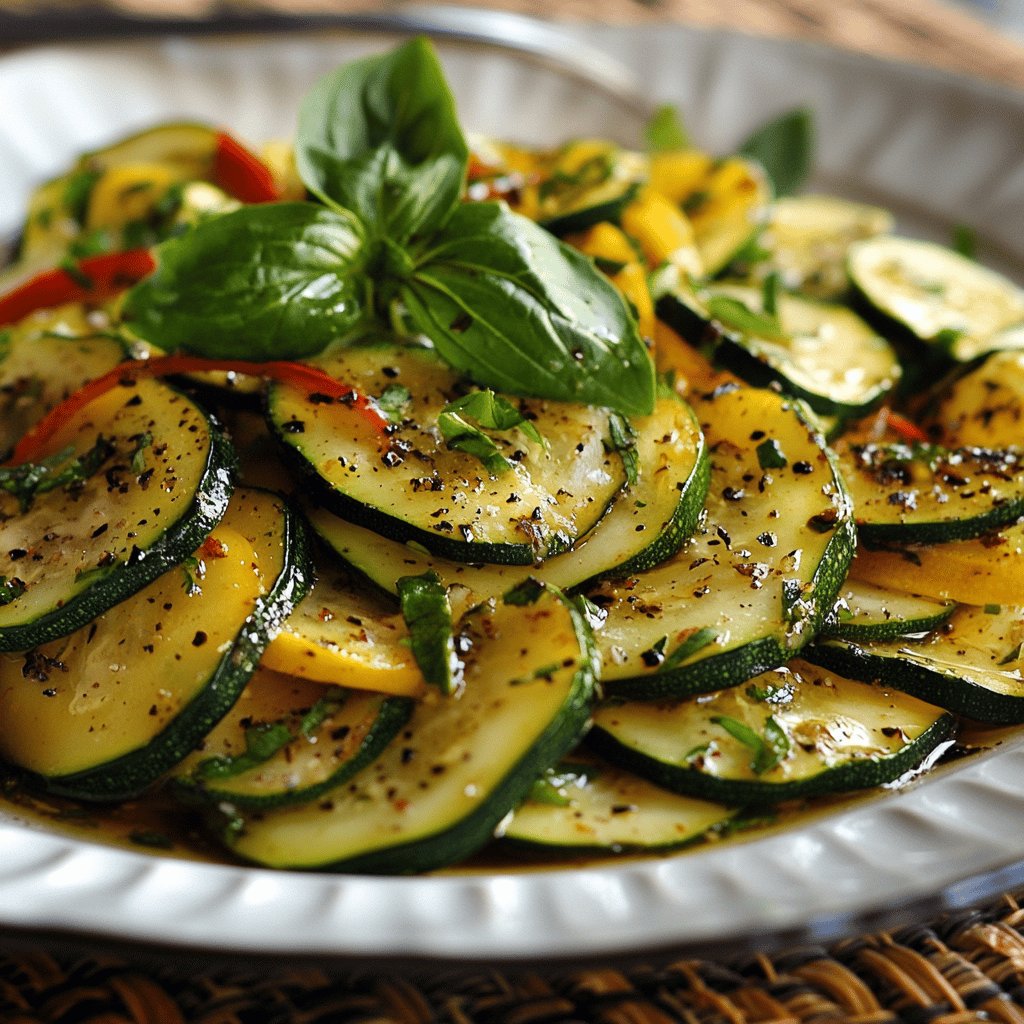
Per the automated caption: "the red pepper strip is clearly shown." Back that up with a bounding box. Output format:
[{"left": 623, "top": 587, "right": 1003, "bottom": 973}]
[
  {"left": 885, "top": 410, "right": 930, "bottom": 445},
  {"left": 213, "top": 131, "right": 280, "bottom": 204},
  {"left": 0, "top": 249, "right": 156, "bottom": 328},
  {"left": 10, "top": 355, "right": 387, "bottom": 466}
]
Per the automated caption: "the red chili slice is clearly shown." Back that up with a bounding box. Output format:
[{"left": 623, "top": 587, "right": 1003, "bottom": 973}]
[
  {"left": 10, "top": 355, "right": 387, "bottom": 465},
  {"left": 213, "top": 131, "right": 280, "bottom": 204},
  {"left": 0, "top": 249, "right": 156, "bottom": 328}
]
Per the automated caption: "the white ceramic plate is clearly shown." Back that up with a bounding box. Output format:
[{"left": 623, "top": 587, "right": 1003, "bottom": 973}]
[{"left": 2, "top": 21, "right": 1024, "bottom": 967}]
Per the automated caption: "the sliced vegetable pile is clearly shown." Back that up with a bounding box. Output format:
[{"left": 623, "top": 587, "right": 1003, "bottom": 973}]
[{"left": 1, "top": 38, "right": 1022, "bottom": 872}]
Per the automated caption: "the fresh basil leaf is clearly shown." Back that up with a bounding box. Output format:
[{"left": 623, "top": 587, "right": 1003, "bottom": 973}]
[
  {"left": 444, "top": 389, "right": 544, "bottom": 446},
  {"left": 645, "top": 104, "right": 689, "bottom": 152},
  {"left": 122, "top": 203, "right": 367, "bottom": 360},
  {"left": 397, "top": 570, "right": 461, "bottom": 694},
  {"left": 296, "top": 36, "right": 467, "bottom": 245},
  {"left": 437, "top": 409, "right": 513, "bottom": 476},
  {"left": 400, "top": 201, "right": 655, "bottom": 416},
  {"left": 739, "top": 107, "right": 813, "bottom": 197}
]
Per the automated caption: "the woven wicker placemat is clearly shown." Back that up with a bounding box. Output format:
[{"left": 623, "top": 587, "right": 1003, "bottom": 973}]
[
  {"left": 4, "top": 889, "right": 1024, "bottom": 1022},
  {"left": 2, "top": 3, "right": 1024, "bottom": 1021}
]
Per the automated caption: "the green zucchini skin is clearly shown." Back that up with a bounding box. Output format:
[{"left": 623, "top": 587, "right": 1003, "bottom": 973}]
[
  {"left": 502, "top": 756, "right": 735, "bottom": 855},
  {"left": 170, "top": 673, "right": 413, "bottom": 810},
  {"left": 839, "top": 443, "right": 1024, "bottom": 546},
  {"left": 847, "top": 235, "right": 1024, "bottom": 362},
  {"left": 0, "top": 310, "right": 128, "bottom": 459},
  {"left": 309, "top": 393, "right": 710, "bottom": 601},
  {"left": 266, "top": 344, "right": 626, "bottom": 566},
  {"left": 0, "top": 489, "right": 313, "bottom": 800},
  {"left": 588, "top": 383, "right": 856, "bottom": 701},
  {"left": 652, "top": 276, "right": 900, "bottom": 418},
  {"left": 587, "top": 660, "right": 955, "bottom": 805},
  {"left": 529, "top": 142, "right": 646, "bottom": 237},
  {"left": 806, "top": 603, "right": 1024, "bottom": 724},
  {"left": 0, "top": 381, "right": 235, "bottom": 653},
  {"left": 221, "top": 585, "right": 599, "bottom": 874},
  {"left": 824, "top": 580, "right": 955, "bottom": 642},
  {"left": 737, "top": 194, "right": 893, "bottom": 301}
]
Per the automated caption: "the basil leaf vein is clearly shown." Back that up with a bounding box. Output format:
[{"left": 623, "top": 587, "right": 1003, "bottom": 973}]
[
  {"left": 123, "top": 203, "right": 368, "bottom": 361},
  {"left": 402, "top": 202, "right": 655, "bottom": 416},
  {"left": 296, "top": 36, "right": 467, "bottom": 245}
]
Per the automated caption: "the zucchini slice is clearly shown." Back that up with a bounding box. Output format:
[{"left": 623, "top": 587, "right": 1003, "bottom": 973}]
[
  {"left": 220, "top": 583, "right": 597, "bottom": 873},
  {"left": 502, "top": 756, "right": 734, "bottom": 855},
  {"left": 925, "top": 349, "right": 1024, "bottom": 449},
  {"left": 527, "top": 140, "right": 647, "bottom": 236},
  {"left": 267, "top": 344, "right": 626, "bottom": 565},
  {"left": 19, "top": 122, "right": 222, "bottom": 266},
  {"left": 747, "top": 194, "right": 894, "bottom": 299},
  {"left": 0, "top": 304, "right": 126, "bottom": 458},
  {"left": 0, "top": 489, "right": 312, "bottom": 799},
  {"left": 850, "top": 522, "right": 1024, "bottom": 607},
  {"left": 839, "top": 442, "right": 1024, "bottom": 545},
  {"left": 807, "top": 603, "right": 1024, "bottom": 724},
  {"left": 0, "top": 378, "right": 234, "bottom": 652},
  {"left": 588, "top": 382, "right": 855, "bottom": 700},
  {"left": 826, "top": 580, "right": 955, "bottom": 642},
  {"left": 847, "top": 236, "right": 1024, "bottom": 360},
  {"left": 262, "top": 560, "right": 423, "bottom": 697},
  {"left": 684, "top": 157, "right": 771, "bottom": 277},
  {"left": 310, "top": 392, "right": 709, "bottom": 599},
  {"left": 170, "top": 670, "right": 412, "bottom": 809},
  {"left": 653, "top": 275, "right": 900, "bottom": 417},
  {"left": 588, "top": 660, "right": 954, "bottom": 805}
]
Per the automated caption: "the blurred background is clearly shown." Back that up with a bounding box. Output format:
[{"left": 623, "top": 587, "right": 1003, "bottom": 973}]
[{"left": 1, "top": 0, "right": 1023, "bottom": 87}]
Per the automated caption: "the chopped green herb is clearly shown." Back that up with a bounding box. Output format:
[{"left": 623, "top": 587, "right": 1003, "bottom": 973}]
[
  {"left": 605, "top": 413, "right": 639, "bottom": 487},
  {"left": 0, "top": 576, "right": 27, "bottom": 606},
  {"left": 713, "top": 713, "right": 791, "bottom": 775},
  {"left": 128, "top": 829, "right": 174, "bottom": 849},
  {"left": 761, "top": 271, "right": 781, "bottom": 318},
  {"left": 706, "top": 294, "right": 786, "bottom": 341},
  {"left": 660, "top": 626, "right": 717, "bottom": 673},
  {"left": 67, "top": 227, "right": 114, "bottom": 260},
  {"left": 194, "top": 722, "right": 292, "bottom": 782},
  {"left": 58, "top": 256, "right": 94, "bottom": 290},
  {"left": 0, "top": 435, "right": 115, "bottom": 512},
  {"left": 181, "top": 555, "right": 203, "bottom": 596},
  {"left": 504, "top": 578, "right": 546, "bottom": 607},
  {"left": 645, "top": 104, "right": 689, "bottom": 152},
  {"left": 129, "top": 431, "right": 153, "bottom": 473},
  {"left": 756, "top": 438, "right": 788, "bottom": 469},
  {"left": 738, "top": 107, "right": 813, "bottom": 197},
  {"left": 397, "top": 570, "right": 460, "bottom": 694},
  {"left": 984, "top": 604, "right": 1002, "bottom": 615},
  {"left": 376, "top": 383, "right": 412, "bottom": 421},
  {"left": 745, "top": 680, "right": 796, "bottom": 705},
  {"left": 952, "top": 224, "right": 977, "bottom": 261},
  {"left": 998, "top": 640, "right": 1024, "bottom": 666},
  {"left": 62, "top": 168, "right": 101, "bottom": 224}
]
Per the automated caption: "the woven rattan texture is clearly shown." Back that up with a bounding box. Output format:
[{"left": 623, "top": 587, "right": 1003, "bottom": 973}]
[{"left": 4, "top": 892, "right": 1024, "bottom": 1023}]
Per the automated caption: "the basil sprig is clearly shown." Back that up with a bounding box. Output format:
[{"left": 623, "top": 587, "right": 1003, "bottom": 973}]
[{"left": 122, "top": 38, "right": 655, "bottom": 418}]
